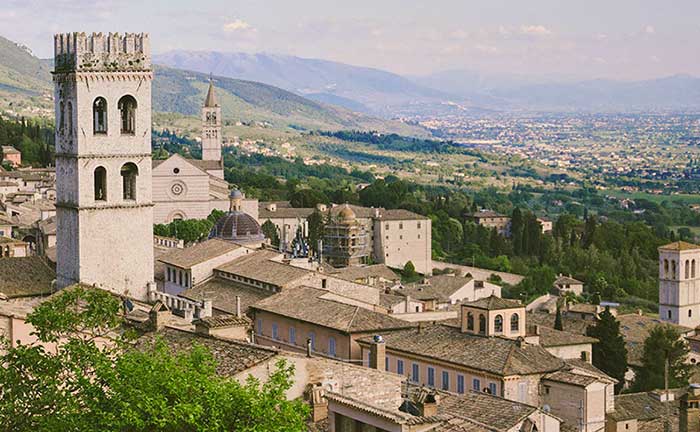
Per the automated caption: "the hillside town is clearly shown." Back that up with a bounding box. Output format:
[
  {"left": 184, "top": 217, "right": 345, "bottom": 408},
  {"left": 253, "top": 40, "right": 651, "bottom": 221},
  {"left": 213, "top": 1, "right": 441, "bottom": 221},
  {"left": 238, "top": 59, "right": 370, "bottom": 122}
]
[{"left": 2, "top": 31, "right": 700, "bottom": 432}]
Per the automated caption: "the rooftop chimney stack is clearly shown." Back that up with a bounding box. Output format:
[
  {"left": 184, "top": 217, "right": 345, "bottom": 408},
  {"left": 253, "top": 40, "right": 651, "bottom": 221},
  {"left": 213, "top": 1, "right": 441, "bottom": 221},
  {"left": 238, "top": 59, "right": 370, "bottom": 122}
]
[
  {"left": 369, "top": 335, "right": 386, "bottom": 371},
  {"left": 236, "top": 295, "right": 242, "bottom": 318}
]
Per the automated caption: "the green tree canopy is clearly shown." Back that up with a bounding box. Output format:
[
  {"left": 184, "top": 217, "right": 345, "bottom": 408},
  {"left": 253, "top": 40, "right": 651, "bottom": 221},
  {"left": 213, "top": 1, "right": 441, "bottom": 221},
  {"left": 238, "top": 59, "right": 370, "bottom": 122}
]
[
  {"left": 631, "top": 324, "right": 691, "bottom": 392},
  {"left": 0, "top": 287, "right": 309, "bottom": 431},
  {"left": 586, "top": 307, "right": 628, "bottom": 392}
]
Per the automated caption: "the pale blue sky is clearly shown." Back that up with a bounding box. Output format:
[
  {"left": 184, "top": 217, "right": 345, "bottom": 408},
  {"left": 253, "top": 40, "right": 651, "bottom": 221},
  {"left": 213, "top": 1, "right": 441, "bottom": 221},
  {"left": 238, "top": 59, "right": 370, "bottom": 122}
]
[{"left": 3, "top": 0, "right": 700, "bottom": 79}]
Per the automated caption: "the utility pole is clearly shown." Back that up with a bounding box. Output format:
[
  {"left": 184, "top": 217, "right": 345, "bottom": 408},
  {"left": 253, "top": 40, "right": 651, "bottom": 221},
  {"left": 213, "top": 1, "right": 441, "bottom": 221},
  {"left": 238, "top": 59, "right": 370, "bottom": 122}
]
[{"left": 665, "top": 356, "right": 671, "bottom": 432}]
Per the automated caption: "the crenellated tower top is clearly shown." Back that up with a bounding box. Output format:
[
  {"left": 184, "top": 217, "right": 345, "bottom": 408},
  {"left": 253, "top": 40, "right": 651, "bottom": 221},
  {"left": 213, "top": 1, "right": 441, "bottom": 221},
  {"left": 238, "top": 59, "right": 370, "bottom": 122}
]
[{"left": 53, "top": 32, "right": 151, "bottom": 73}]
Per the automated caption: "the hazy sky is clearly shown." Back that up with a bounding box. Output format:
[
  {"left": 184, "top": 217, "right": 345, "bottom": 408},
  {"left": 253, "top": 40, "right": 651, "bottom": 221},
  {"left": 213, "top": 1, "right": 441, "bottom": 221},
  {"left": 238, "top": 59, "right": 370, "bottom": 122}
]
[{"left": 3, "top": 0, "right": 700, "bottom": 80}]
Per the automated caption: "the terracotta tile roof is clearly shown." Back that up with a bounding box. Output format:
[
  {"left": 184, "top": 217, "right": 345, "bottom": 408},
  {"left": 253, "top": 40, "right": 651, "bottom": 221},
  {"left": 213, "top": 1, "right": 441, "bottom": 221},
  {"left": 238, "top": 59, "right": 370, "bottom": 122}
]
[
  {"left": 380, "top": 293, "right": 406, "bottom": 308},
  {"left": 377, "top": 209, "right": 429, "bottom": 221},
  {"left": 359, "top": 324, "right": 565, "bottom": 376},
  {"left": 527, "top": 312, "right": 591, "bottom": 336},
  {"left": 543, "top": 370, "right": 599, "bottom": 387},
  {"left": 0, "top": 256, "right": 56, "bottom": 298},
  {"left": 329, "top": 264, "right": 400, "bottom": 283},
  {"left": 136, "top": 327, "right": 278, "bottom": 376},
  {"left": 196, "top": 314, "right": 250, "bottom": 328},
  {"left": 431, "top": 388, "right": 537, "bottom": 430},
  {"left": 608, "top": 390, "right": 681, "bottom": 422},
  {"left": 564, "top": 358, "right": 614, "bottom": 381},
  {"left": 567, "top": 303, "right": 600, "bottom": 314},
  {"left": 251, "top": 286, "right": 414, "bottom": 333},
  {"left": 463, "top": 295, "right": 522, "bottom": 311},
  {"left": 215, "top": 249, "right": 311, "bottom": 287},
  {"left": 617, "top": 314, "right": 692, "bottom": 367},
  {"left": 538, "top": 326, "right": 597, "bottom": 347},
  {"left": 469, "top": 211, "right": 508, "bottom": 219},
  {"left": 554, "top": 275, "right": 583, "bottom": 285},
  {"left": 397, "top": 275, "right": 473, "bottom": 302},
  {"left": 659, "top": 241, "right": 700, "bottom": 251},
  {"left": 157, "top": 239, "right": 241, "bottom": 269},
  {"left": 0, "top": 236, "right": 26, "bottom": 245},
  {"left": 180, "top": 277, "right": 274, "bottom": 315}
]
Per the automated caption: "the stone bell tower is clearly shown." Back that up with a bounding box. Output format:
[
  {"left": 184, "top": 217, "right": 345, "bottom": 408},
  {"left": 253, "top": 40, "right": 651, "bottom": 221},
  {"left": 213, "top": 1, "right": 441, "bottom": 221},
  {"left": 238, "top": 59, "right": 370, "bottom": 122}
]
[
  {"left": 201, "top": 79, "right": 222, "bottom": 163},
  {"left": 53, "top": 32, "right": 154, "bottom": 300},
  {"left": 659, "top": 241, "right": 700, "bottom": 327}
]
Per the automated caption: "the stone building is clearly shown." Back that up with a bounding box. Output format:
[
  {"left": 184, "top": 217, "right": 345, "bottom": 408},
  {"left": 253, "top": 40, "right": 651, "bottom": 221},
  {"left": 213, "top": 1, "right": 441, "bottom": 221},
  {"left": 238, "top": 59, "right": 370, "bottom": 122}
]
[
  {"left": 1, "top": 146, "right": 21, "bottom": 167},
  {"left": 554, "top": 274, "right": 585, "bottom": 296},
  {"left": 659, "top": 241, "right": 700, "bottom": 327},
  {"left": 467, "top": 210, "right": 512, "bottom": 237},
  {"left": 151, "top": 82, "right": 257, "bottom": 224},
  {"left": 259, "top": 202, "right": 432, "bottom": 275},
  {"left": 53, "top": 32, "right": 155, "bottom": 300},
  {"left": 323, "top": 205, "right": 370, "bottom": 268}
]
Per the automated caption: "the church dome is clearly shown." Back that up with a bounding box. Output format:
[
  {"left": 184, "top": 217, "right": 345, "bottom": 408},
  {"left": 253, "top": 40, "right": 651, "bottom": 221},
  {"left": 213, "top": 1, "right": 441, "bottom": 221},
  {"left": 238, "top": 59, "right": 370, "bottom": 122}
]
[
  {"left": 209, "top": 210, "right": 265, "bottom": 244},
  {"left": 338, "top": 205, "right": 356, "bottom": 225}
]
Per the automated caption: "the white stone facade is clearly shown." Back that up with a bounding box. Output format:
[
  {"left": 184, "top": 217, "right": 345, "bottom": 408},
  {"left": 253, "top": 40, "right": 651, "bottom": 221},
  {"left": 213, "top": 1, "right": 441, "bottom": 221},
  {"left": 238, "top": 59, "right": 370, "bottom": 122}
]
[
  {"left": 54, "top": 32, "right": 155, "bottom": 300},
  {"left": 373, "top": 217, "right": 432, "bottom": 275},
  {"left": 659, "top": 243, "right": 700, "bottom": 327}
]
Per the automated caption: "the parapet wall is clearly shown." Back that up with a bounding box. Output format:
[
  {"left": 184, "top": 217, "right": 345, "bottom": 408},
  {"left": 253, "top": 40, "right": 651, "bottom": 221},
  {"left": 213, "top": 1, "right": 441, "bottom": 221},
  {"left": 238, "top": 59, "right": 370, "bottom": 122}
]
[{"left": 54, "top": 32, "right": 151, "bottom": 73}]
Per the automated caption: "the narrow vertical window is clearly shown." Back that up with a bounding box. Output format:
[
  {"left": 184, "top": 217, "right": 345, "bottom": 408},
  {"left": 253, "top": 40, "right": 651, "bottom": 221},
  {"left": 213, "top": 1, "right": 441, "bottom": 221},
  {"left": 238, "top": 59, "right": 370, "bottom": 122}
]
[
  {"left": 397, "top": 359, "right": 404, "bottom": 375},
  {"left": 118, "top": 95, "right": 137, "bottom": 134},
  {"left": 511, "top": 314, "right": 520, "bottom": 332},
  {"left": 66, "top": 101, "right": 73, "bottom": 136},
  {"left": 329, "top": 337, "right": 336, "bottom": 357},
  {"left": 93, "top": 97, "right": 107, "bottom": 134},
  {"left": 457, "top": 375, "right": 465, "bottom": 394},
  {"left": 289, "top": 327, "right": 296, "bottom": 345},
  {"left": 59, "top": 101, "right": 65, "bottom": 134},
  {"left": 442, "top": 371, "right": 450, "bottom": 391},
  {"left": 467, "top": 312, "right": 474, "bottom": 331},
  {"left": 478, "top": 314, "right": 486, "bottom": 335},
  {"left": 93, "top": 166, "right": 107, "bottom": 201},
  {"left": 412, "top": 363, "right": 419, "bottom": 383},
  {"left": 121, "top": 163, "right": 138, "bottom": 200},
  {"left": 428, "top": 367, "right": 435, "bottom": 387},
  {"left": 494, "top": 315, "right": 503, "bottom": 333}
]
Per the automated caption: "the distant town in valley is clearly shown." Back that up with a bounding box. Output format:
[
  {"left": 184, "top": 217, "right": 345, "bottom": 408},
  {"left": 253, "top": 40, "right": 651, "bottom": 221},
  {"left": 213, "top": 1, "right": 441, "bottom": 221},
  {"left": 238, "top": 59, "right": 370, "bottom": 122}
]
[{"left": 3, "top": 2, "right": 700, "bottom": 431}]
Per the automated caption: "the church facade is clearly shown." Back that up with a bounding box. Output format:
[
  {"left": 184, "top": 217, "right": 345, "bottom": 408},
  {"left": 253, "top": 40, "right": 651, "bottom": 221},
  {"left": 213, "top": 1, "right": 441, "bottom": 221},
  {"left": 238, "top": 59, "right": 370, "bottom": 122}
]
[{"left": 152, "top": 81, "right": 257, "bottom": 223}]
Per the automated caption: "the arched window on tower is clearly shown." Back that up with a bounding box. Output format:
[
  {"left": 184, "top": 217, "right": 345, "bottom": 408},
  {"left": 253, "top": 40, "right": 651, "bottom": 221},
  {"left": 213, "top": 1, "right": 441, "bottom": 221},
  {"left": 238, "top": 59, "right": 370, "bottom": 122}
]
[
  {"left": 693, "top": 260, "right": 697, "bottom": 278},
  {"left": 93, "top": 97, "right": 108, "bottom": 134},
  {"left": 511, "top": 313, "right": 520, "bottom": 332},
  {"left": 467, "top": 312, "right": 474, "bottom": 331},
  {"left": 121, "top": 163, "right": 138, "bottom": 200},
  {"left": 118, "top": 95, "right": 137, "bottom": 135},
  {"left": 94, "top": 166, "right": 107, "bottom": 201},
  {"left": 664, "top": 259, "right": 669, "bottom": 278},
  {"left": 686, "top": 260, "right": 691, "bottom": 279},
  {"left": 59, "top": 101, "right": 65, "bottom": 134},
  {"left": 66, "top": 101, "right": 73, "bottom": 136},
  {"left": 671, "top": 260, "right": 677, "bottom": 280},
  {"left": 494, "top": 315, "right": 503, "bottom": 333},
  {"left": 478, "top": 314, "right": 486, "bottom": 335}
]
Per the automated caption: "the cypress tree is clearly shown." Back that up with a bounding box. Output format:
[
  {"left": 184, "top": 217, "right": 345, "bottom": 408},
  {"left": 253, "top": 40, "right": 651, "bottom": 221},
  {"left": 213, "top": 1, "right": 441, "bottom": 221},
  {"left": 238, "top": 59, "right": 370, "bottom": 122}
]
[
  {"left": 554, "top": 305, "right": 564, "bottom": 331},
  {"left": 586, "top": 307, "right": 628, "bottom": 392}
]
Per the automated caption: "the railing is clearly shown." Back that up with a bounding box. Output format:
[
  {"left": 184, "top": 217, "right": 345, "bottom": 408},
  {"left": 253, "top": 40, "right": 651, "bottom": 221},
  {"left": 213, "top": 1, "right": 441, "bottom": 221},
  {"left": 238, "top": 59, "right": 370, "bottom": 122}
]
[{"left": 147, "top": 286, "right": 211, "bottom": 320}]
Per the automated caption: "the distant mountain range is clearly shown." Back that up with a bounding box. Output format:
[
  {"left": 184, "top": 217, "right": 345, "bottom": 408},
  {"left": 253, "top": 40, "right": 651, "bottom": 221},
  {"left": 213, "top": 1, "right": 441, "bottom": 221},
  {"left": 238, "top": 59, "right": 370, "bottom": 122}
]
[
  {"left": 0, "top": 35, "right": 425, "bottom": 135},
  {"left": 157, "top": 50, "right": 700, "bottom": 114}
]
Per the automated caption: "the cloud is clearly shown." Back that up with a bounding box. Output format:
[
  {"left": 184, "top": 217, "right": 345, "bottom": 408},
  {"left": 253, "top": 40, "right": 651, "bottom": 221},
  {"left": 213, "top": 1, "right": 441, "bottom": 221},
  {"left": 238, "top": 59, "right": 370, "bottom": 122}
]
[
  {"left": 520, "top": 25, "right": 552, "bottom": 36},
  {"left": 644, "top": 25, "right": 655, "bottom": 34},
  {"left": 223, "top": 19, "right": 253, "bottom": 33}
]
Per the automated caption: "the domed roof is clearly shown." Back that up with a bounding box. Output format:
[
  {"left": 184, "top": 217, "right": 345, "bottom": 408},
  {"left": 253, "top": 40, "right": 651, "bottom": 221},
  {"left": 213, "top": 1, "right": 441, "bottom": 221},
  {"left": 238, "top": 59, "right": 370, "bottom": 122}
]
[
  {"left": 209, "top": 210, "right": 265, "bottom": 244},
  {"left": 229, "top": 189, "right": 243, "bottom": 200},
  {"left": 338, "top": 205, "right": 356, "bottom": 224}
]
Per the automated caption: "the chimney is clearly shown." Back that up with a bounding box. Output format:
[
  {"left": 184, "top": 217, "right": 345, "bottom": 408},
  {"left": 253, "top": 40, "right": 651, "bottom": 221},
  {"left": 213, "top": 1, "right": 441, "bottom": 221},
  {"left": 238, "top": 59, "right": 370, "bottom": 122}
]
[
  {"left": 149, "top": 301, "right": 171, "bottom": 331},
  {"left": 236, "top": 295, "right": 242, "bottom": 318},
  {"left": 405, "top": 295, "right": 411, "bottom": 313},
  {"left": 680, "top": 384, "right": 700, "bottom": 432},
  {"left": 369, "top": 335, "right": 386, "bottom": 371},
  {"left": 515, "top": 337, "right": 526, "bottom": 348},
  {"left": 415, "top": 389, "right": 439, "bottom": 417},
  {"left": 306, "top": 384, "right": 329, "bottom": 423}
]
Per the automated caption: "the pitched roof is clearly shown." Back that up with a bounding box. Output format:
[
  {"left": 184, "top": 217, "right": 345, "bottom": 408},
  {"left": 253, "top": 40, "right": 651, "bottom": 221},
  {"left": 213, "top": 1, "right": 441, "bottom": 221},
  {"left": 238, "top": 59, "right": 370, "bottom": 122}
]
[
  {"left": 359, "top": 324, "right": 565, "bottom": 376},
  {"left": 0, "top": 256, "right": 56, "bottom": 298},
  {"left": 137, "top": 327, "right": 278, "bottom": 376},
  {"left": 180, "top": 277, "right": 274, "bottom": 315},
  {"left": 463, "top": 295, "right": 522, "bottom": 311},
  {"left": 196, "top": 314, "right": 250, "bottom": 328},
  {"left": 554, "top": 275, "right": 583, "bottom": 285},
  {"left": 251, "top": 286, "right": 414, "bottom": 333},
  {"left": 379, "top": 293, "right": 406, "bottom": 308},
  {"left": 543, "top": 370, "right": 599, "bottom": 387},
  {"left": 659, "top": 241, "right": 700, "bottom": 251},
  {"left": 377, "top": 209, "right": 429, "bottom": 221},
  {"left": 215, "top": 249, "right": 311, "bottom": 287},
  {"left": 397, "top": 275, "right": 473, "bottom": 302},
  {"left": 329, "top": 264, "right": 400, "bottom": 283},
  {"left": 537, "top": 326, "right": 597, "bottom": 347},
  {"left": 157, "top": 239, "right": 241, "bottom": 269},
  {"left": 608, "top": 390, "right": 681, "bottom": 422},
  {"left": 204, "top": 80, "right": 218, "bottom": 107},
  {"left": 469, "top": 210, "right": 508, "bottom": 219}
]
